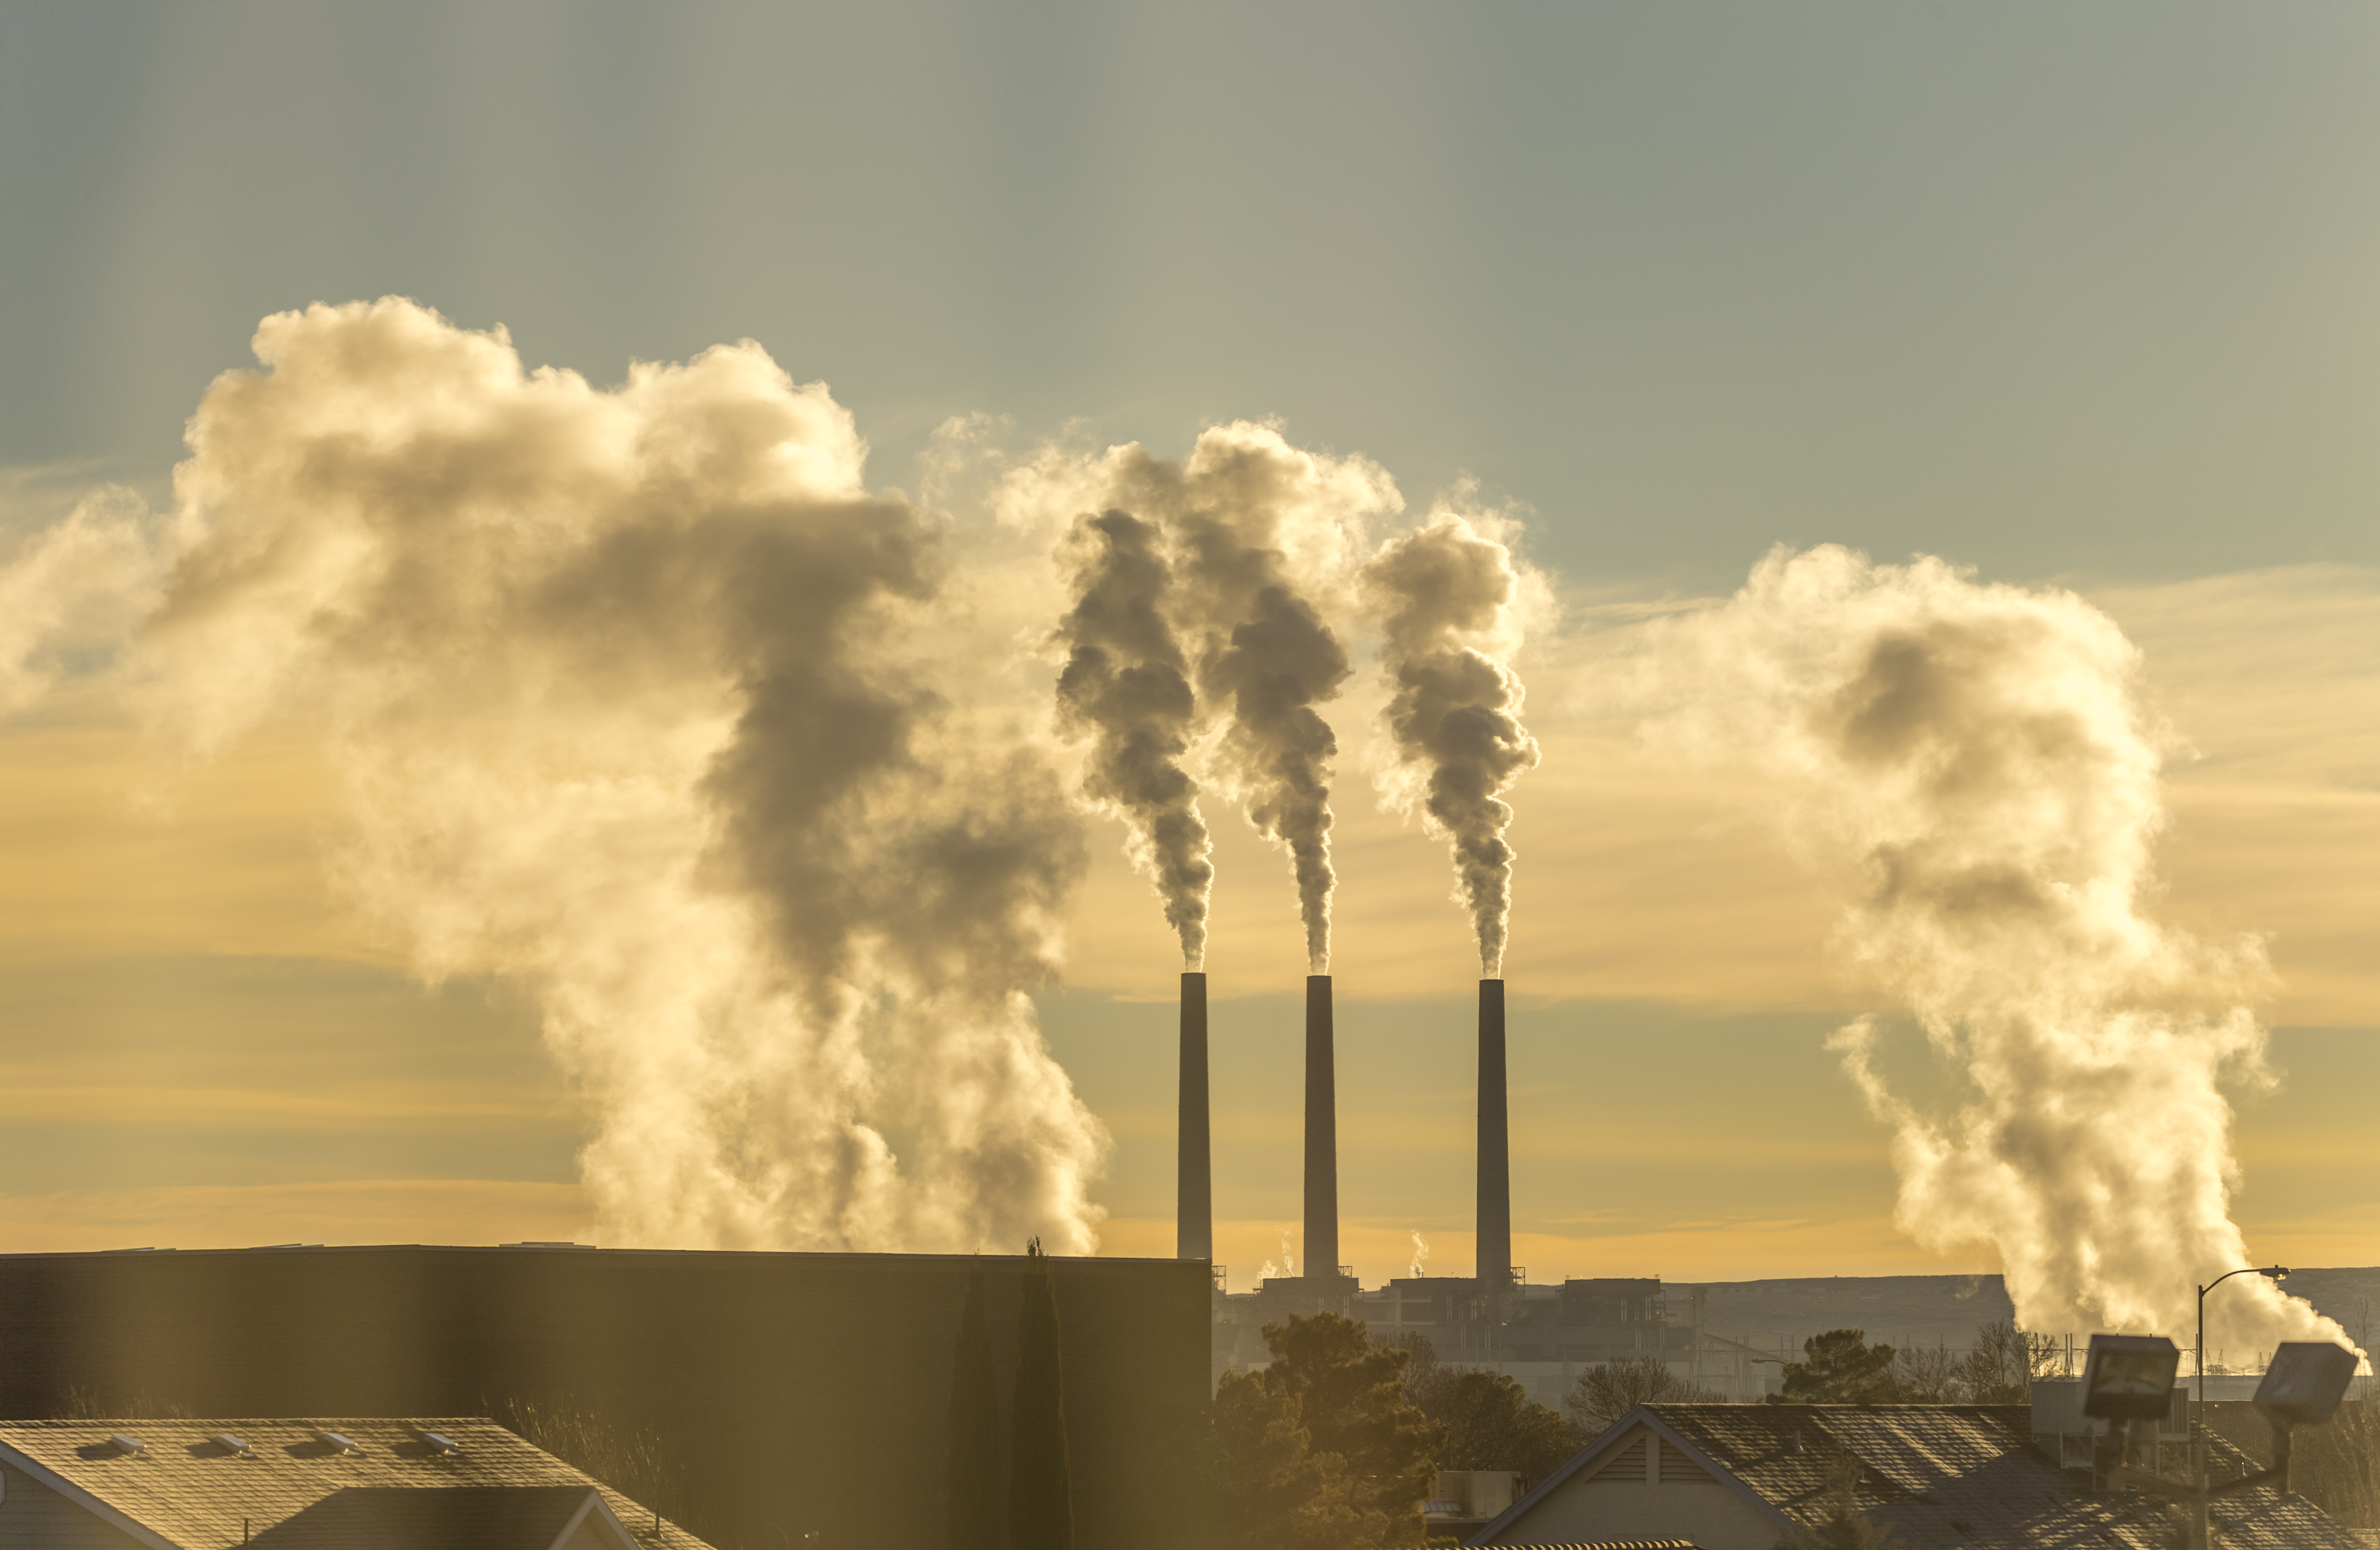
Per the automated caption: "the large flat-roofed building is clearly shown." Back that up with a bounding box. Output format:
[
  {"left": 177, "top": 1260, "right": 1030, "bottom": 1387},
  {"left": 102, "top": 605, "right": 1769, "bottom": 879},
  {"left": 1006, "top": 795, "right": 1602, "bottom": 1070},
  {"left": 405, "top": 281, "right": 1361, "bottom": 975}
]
[{"left": 0, "top": 1246, "right": 1210, "bottom": 1550}]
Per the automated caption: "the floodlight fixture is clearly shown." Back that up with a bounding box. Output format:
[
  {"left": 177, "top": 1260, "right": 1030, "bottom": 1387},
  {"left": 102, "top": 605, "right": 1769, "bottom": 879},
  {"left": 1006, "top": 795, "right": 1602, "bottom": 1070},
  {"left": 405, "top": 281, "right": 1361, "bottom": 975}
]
[
  {"left": 2254, "top": 1342, "right": 2358, "bottom": 1428},
  {"left": 2081, "top": 1333, "right": 2181, "bottom": 1421}
]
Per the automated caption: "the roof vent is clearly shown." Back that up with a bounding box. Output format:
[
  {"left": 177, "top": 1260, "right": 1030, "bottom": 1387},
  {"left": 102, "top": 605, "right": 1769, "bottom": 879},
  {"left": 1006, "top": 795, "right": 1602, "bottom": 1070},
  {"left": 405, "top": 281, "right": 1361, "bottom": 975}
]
[
  {"left": 314, "top": 1430, "right": 363, "bottom": 1455},
  {"left": 213, "top": 1433, "right": 253, "bottom": 1458},
  {"left": 108, "top": 1434, "right": 146, "bottom": 1458},
  {"left": 421, "top": 1431, "right": 461, "bottom": 1455}
]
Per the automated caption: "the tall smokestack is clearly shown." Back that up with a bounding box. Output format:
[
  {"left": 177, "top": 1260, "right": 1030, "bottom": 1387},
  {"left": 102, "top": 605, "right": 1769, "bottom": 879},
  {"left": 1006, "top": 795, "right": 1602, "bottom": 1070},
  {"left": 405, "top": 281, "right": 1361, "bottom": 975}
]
[
  {"left": 1303, "top": 974, "right": 1339, "bottom": 1279},
  {"left": 1178, "top": 971, "right": 1211, "bottom": 1263},
  {"left": 1476, "top": 977, "right": 1511, "bottom": 1290}
]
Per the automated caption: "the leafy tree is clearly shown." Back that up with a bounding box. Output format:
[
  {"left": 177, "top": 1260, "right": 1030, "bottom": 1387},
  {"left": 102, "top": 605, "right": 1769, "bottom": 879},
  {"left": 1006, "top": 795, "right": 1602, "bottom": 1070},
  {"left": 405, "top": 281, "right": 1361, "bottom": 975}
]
[
  {"left": 1207, "top": 1368, "right": 1366, "bottom": 1550},
  {"left": 947, "top": 1260, "right": 1002, "bottom": 1550},
  {"left": 1255, "top": 1314, "right": 1442, "bottom": 1546},
  {"left": 1771, "top": 1330, "right": 1900, "bottom": 1405},
  {"left": 1405, "top": 1364, "right": 1582, "bottom": 1487},
  {"left": 1566, "top": 1355, "right": 1722, "bottom": 1432},
  {"left": 1009, "top": 1239, "right": 1072, "bottom": 1550}
]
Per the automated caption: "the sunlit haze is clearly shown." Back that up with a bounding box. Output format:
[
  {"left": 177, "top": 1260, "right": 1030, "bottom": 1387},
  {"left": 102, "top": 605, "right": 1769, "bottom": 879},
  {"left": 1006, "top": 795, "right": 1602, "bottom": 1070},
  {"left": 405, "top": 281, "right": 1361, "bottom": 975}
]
[{"left": 2, "top": 3, "right": 2375, "bottom": 1352}]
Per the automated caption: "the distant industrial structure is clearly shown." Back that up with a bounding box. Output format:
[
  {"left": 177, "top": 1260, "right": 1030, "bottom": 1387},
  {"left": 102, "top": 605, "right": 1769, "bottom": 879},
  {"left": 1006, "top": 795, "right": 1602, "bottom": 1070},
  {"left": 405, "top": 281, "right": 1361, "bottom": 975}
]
[
  {"left": 1214, "top": 1273, "right": 1786, "bottom": 1406},
  {"left": 1177, "top": 969, "right": 1209, "bottom": 1264},
  {"left": 1187, "top": 974, "right": 1796, "bottom": 1406}
]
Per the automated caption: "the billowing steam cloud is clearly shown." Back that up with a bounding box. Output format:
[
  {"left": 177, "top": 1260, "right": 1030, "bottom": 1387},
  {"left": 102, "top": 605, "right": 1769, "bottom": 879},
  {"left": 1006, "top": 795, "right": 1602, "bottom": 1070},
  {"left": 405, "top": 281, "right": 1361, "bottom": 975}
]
[
  {"left": 1652, "top": 545, "right": 2354, "bottom": 1352},
  {"left": 1050, "top": 511, "right": 1213, "bottom": 967},
  {"left": 55, "top": 298, "right": 1107, "bottom": 1253},
  {"left": 1362, "top": 513, "right": 1541, "bottom": 976},
  {"left": 0, "top": 486, "right": 163, "bottom": 714},
  {"left": 1022, "top": 424, "right": 1387, "bottom": 972}
]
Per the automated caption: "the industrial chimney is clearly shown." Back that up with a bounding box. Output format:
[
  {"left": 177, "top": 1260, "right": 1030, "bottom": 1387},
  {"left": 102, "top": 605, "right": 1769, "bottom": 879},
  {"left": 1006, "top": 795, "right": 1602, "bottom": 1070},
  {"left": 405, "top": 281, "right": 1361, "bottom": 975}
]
[
  {"left": 1476, "top": 977, "right": 1511, "bottom": 1292},
  {"left": 1178, "top": 971, "right": 1211, "bottom": 1263},
  {"left": 1303, "top": 974, "right": 1339, "bottom": 1280}
]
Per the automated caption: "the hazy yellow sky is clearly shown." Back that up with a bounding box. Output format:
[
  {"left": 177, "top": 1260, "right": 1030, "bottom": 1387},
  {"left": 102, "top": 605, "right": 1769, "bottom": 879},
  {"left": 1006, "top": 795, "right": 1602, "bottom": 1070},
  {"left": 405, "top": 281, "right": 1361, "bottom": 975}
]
[
  {"left": 4, "top": 3, "right": 2378, "bottom": 1290},
  {"left": 0, "top": 558, "right": 2369, "bottom": 1286}
]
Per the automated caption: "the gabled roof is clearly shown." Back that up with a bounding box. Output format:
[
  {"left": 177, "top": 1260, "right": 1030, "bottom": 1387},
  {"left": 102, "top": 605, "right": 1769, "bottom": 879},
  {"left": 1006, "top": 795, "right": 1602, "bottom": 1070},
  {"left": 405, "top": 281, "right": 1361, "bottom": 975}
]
[
  {"left": 1474, "top": 1404, "right": 2351, "bottom": 1550},
  {"left": 1474, "top": 1404, "right": 1793, "bottom": 1546},
  {"left": 0, "top": 1418, "right": 713, "bottom": 1550}
]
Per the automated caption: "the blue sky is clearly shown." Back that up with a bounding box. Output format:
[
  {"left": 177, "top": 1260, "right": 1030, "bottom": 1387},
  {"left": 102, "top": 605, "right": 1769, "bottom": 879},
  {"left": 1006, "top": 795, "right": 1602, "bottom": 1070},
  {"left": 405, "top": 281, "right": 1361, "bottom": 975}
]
[{"left": 9, "top": 2, "right": 2380, "bottom": 586}]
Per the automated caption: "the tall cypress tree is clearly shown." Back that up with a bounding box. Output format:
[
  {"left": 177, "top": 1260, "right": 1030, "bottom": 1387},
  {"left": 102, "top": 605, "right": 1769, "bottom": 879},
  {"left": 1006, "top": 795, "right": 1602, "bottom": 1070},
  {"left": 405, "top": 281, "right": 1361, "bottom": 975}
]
[
  {"left": 947, "top": 1259, "right": 1003, "bottom": 1550},
  {"left": 1008, "top": 1238, "right": 1073, "bottom": 1550}
]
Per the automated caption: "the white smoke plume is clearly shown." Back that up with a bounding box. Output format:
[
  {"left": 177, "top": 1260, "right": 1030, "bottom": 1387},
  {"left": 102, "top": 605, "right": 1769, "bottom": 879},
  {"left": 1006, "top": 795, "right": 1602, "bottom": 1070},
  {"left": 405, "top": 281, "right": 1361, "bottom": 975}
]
[
  {"left": 1647, "top": 545, "right": 2354, "bottom": 1353},
  {"left": 1361, "top": 511, "right": 1541, "bottom": 976},
  {"left": 0, "top": 485, "right": 170, "bottom": 714},
  {"left": 100, "top": 298, "right": 1105, "bottom": 1253},
  {"left": 1050, "top": 511, "right": 1213, "bottom": 967},
  {"left": 1408, "top": 1229, "right": 1431, "bottom": 1278},
  {"left": 1013, "top": 423, "right": 1392, "bottom": 972}
]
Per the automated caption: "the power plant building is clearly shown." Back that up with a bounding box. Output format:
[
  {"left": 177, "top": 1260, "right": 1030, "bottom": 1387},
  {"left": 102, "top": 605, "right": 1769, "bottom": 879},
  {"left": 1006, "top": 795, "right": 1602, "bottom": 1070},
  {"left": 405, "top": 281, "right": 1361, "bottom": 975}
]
[
  {"left": 1199, "top": 975, "right": 1782, "bottom": 1406},
  {"left": 1212, "top": 1275, "right": 1785, "bottom": 1406}
]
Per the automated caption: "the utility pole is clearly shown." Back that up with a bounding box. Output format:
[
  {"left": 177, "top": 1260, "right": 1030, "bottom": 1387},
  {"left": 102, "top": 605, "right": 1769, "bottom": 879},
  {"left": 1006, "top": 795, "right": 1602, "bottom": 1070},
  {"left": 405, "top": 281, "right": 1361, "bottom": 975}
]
[{"left": 2194, "top": 1266, "right": 2288, "bottom": 1550}]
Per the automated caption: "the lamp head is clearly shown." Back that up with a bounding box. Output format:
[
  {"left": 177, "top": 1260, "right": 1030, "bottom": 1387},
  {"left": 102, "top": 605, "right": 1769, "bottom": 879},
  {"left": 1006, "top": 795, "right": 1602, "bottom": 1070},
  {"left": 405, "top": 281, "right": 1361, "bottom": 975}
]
[
  {"left": 2081, "top": 1334, "right": 2183, "bottom": 1421},
  {"left": 2255, "top": 1342, "right": 2357, "bottom": 1427},
  {"left": 2268, "top": 1265, "right": 2290, "bottom": 1282}
]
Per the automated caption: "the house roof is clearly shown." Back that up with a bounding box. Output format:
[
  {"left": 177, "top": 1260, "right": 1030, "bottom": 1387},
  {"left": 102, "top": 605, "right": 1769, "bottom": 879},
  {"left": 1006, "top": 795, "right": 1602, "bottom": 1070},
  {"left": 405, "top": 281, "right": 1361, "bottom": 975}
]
[
  {"left": 1475, "top": 1404, "right": 2351, "bottom": 1550},
  {"left": 0, "top": 1418, "right": 713, "bottom": 1550}
]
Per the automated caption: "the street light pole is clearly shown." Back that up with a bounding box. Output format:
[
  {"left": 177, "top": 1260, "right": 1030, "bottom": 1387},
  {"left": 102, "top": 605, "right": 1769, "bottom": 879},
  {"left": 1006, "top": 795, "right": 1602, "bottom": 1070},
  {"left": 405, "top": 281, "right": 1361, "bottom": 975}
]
[{"left": 2193, "top": 1265, "right": 2288, "bottom": 1550}]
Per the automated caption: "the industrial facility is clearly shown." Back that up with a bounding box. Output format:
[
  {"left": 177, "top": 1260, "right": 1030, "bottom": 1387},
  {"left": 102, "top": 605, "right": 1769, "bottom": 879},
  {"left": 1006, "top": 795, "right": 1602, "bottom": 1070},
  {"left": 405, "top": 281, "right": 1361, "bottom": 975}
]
[{"left": 1175, "top": 973, "right": 1788, "bottom": 1404}]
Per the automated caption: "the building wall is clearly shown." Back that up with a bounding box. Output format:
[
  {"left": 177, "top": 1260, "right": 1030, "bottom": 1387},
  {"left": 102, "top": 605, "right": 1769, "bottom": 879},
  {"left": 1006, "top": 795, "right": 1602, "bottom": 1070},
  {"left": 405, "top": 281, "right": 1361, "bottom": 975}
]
[
  {"left": 0, "top": 1247, "right": 1209, "bottom": 1550},
  {"left": 0, "top": 1463, "right": 148, "bottom": 1550},
  {"left": 1482, "top": 1423, "right": 1784, "bottom": 1550}
]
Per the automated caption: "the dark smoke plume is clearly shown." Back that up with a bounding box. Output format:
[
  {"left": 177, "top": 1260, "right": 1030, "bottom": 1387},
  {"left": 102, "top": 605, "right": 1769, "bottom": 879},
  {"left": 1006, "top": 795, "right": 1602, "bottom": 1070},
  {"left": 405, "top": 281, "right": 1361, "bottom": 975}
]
[
  {"left": 1196, "top": 581, "right": 1348, "bottom": 972},
  {"left": 1361, "top": 514, "right": 1540, "bottom": 975},
  {"left": 1050, "top": 511, "right": 1213, "bottom": 968},
  {"left": 1096, "top": 426, "right": 1379, "bottom": 972}
]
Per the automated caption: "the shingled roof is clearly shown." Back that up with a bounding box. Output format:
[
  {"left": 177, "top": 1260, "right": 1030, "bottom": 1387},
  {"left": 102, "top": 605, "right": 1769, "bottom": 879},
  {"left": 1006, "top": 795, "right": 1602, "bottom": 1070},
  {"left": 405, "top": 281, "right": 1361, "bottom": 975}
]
[
  {"left": 0, "top": 1417, "right": 715, "bottom": 1550},
  {"left": 1474, "top": 1403, "right": 2352, "bottom": 1550}
]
